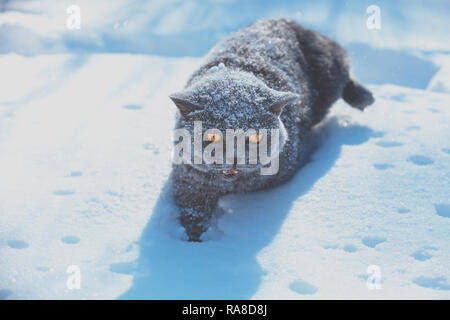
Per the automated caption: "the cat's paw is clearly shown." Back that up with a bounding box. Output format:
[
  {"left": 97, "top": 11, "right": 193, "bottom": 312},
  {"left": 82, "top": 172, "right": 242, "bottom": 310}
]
[{"left": 179, "top": 207, "right": 212, "bottom": 242}]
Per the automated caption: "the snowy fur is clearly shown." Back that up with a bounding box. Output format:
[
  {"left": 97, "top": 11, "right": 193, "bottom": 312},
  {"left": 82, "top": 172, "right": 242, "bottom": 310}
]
[{"left": 170, "top": 18, "right": 374, "bottom": 241}]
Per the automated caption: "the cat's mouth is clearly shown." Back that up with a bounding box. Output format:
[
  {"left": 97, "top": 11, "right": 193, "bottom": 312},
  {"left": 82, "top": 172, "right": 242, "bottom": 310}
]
[
  {"left": 187, "top": 163, "right": 262, "bottom": 177},
  {"left": 221, "top": 165, "right": 239, "bottom": 179}
]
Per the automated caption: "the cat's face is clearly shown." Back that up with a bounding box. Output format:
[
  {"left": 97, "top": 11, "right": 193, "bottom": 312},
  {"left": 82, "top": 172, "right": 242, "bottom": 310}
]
[{"left": 170, "top": 68, "right": 299, "bottom": 180}]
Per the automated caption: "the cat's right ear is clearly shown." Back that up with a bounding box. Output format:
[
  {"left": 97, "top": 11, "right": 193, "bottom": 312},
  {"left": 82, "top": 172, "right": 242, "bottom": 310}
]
[{"left": 169, "top": 94, "right": 202, "bottom": 117}]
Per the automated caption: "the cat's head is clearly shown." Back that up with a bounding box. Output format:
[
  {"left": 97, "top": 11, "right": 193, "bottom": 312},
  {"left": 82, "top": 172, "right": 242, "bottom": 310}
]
[{"left": 170, "top": 64, "right": 300, "bottom": 180}]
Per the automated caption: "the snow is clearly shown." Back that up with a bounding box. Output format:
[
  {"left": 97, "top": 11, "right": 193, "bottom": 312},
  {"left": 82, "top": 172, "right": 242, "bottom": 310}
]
[
  {"left": 427, "top": 55, "right": 450, "bottom": 94},
  {"left": 2, "top": 0, "right": 450, "bottom": 55},
  {"left": 0, "top": 0, "right": 449, "bottom": 299}
]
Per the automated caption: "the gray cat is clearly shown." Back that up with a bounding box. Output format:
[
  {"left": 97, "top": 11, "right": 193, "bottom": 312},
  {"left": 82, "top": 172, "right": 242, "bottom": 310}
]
[{"left": 169, "top": 18, "right": 374, "bottom": 241}]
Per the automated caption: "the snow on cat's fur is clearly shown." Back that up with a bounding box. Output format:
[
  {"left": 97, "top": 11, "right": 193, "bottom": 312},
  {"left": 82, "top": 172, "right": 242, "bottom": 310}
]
[{"left": 170, "top": 18, "right": 374, "bottom": 241}]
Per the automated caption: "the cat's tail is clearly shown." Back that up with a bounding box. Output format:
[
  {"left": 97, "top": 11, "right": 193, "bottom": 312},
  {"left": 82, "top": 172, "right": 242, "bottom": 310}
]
[{"left": 342, "top": 79, "right": 374, "bottom": 110}]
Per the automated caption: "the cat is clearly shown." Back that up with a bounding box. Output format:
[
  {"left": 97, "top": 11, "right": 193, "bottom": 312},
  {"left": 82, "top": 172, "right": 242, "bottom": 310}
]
[{"left": 169, "top": 18, "right": 374, "bottom": 241}]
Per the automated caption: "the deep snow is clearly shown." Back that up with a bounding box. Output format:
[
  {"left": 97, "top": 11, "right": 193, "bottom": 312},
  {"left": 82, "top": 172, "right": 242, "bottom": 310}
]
[
  {"left": 0, "top": 53, "right": 449, "bottom": 299},
  {"left": 0, "top": 0, "right": 449, "bottom": 299}
]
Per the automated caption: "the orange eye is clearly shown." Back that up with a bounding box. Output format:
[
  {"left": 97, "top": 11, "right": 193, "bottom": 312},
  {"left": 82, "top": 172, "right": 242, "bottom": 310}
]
[
  {"left": 249, "top": 134, "right": 262, "bottom": 143},
  {"left": 206, "top": 133, "right": 222, "bottom": 142}
]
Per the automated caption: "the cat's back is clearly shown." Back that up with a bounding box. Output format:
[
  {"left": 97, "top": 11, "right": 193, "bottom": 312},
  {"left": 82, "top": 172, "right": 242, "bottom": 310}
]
[{"left": 189, "top": 18, "right": 308, "bottom": 93}]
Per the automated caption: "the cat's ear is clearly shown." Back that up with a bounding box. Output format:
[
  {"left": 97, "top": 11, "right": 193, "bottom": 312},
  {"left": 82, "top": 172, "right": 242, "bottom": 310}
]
[
  {"left": 268, "top": 94, "right": 300, "bottom": 116},
  {"left": 169, "top": 94, "right": 202, "bottom": 117}
]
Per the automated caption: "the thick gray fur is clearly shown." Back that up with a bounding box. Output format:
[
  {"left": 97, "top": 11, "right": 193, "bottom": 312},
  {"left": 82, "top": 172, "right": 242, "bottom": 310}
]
[{"left": 169, "top": 18, "right": 374, "bottom": 241}]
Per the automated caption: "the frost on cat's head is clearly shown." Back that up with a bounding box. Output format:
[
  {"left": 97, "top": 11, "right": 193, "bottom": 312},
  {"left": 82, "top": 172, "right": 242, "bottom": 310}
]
[{"left": 170, "top": 67, "right": 300, "bottom": 121}]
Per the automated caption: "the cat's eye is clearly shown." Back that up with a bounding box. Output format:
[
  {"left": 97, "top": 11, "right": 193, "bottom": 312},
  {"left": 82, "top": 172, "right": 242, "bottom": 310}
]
[
  {"left": 249, "top": 134, "right": 262, "bottom": 143},
  {"left": 206, "top": 133, "right": 222, "bottom": 142}
]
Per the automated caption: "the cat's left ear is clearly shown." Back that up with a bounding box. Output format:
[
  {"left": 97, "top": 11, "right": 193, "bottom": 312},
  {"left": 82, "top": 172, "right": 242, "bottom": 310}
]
[{"left": 268, "top": 93, "right": 300, "bottom": 116}]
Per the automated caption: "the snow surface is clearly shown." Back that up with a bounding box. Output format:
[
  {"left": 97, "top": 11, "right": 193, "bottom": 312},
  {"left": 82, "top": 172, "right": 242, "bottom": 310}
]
[
  {"left": 1, "top": 53, "right": 449, "bottom": 299},
  {"left": 0, "top": 0, "right": 449, "bottom": 299},
  {"left": 2, "top": 0, "right": 450, "bottom": 55}
]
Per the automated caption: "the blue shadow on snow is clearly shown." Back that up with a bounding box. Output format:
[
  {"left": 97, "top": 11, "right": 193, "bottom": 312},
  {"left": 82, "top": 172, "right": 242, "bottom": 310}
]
[{"left": 120, "top": 116, "right": 381, "bottom": 299}]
